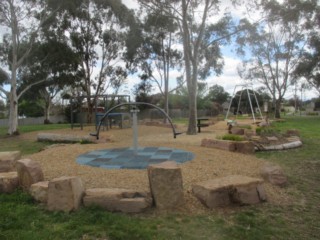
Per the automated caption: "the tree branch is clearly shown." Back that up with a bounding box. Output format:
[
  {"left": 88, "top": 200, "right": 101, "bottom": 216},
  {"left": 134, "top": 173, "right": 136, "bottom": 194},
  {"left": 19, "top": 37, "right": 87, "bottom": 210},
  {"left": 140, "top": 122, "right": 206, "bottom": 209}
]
[{"left": 17, "top": 78, "right": 47, "bottom": 100}]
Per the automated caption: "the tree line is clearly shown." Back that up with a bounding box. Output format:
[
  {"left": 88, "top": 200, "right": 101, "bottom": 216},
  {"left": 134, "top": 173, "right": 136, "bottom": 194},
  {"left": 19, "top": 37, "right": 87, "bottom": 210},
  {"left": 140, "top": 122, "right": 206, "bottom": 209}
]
[{"left": 0, "top": 0, "right": 319, "bottom": 135}]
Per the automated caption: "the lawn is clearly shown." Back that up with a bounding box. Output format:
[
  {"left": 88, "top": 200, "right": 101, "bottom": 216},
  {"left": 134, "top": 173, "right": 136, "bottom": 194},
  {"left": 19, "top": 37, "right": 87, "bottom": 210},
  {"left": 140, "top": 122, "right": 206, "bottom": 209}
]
[
  {"left": 0, "top": 124, "right": 70, "bottom": 155},
  {"left": 0, "top": 117, "right": 319, "bottom": 239}
]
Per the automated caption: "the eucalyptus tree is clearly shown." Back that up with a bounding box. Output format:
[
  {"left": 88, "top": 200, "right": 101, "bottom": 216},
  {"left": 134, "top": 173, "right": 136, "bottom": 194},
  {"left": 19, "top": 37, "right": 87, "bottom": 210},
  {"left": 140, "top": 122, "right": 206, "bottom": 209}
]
[
  {"left": 294, "top": 0, "right": 320, "bottom": 96},
  {"left": 137, "top": 9, "right": 182, "bottom": 117},
  {"left": 0, "top": 0, "right": 65, "bottom": 135},
  {"left": 55, "top": 1, "right": 128, "bottom": 122},
  {"left": 138, "top": 0, "right": 234, "bottom": 134},
  {"left": 17, "top": 39, "right": 79, "bottom": 122},
  {"left": 206, "top": 84, "right": 229, "bottom": 105},
  {"left": 237, "top": 0, "right": 314, "bottom": 118}
]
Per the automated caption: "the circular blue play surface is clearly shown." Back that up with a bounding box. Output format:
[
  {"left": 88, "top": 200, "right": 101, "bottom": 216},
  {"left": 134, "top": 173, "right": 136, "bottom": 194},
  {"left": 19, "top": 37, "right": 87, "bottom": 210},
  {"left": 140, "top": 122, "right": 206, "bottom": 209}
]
[{"left": 76, "top": 147, "right": 194, "bottom": 169}]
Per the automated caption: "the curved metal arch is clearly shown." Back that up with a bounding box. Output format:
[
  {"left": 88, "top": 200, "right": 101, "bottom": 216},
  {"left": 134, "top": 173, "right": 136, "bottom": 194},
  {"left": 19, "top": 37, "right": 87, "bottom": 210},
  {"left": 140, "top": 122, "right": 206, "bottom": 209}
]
[{"left": 90, "top": 102, "right": 182, "bottom": 140}]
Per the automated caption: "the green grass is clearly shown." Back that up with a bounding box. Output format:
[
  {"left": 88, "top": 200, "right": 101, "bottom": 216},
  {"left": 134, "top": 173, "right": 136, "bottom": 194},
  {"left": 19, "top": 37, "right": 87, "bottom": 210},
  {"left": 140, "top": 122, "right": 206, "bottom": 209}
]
[
  {"left": 0, "top": 117, "right": 320, "bottom": 239},
  {"left": 0, "top": 124, "right": 70, "bottom": 136},
  {"left": 0, "top": 124, "right": 70, "bottom": 155},
  {"left": 219, "top": 134, "right": 245, "bottom": 141}
]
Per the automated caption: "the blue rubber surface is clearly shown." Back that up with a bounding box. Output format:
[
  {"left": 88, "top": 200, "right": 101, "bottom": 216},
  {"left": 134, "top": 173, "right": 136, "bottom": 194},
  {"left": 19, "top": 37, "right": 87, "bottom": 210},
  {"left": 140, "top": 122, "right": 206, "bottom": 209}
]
[{"left": 76, "top": 147, "right": 194, "bottom": 169}]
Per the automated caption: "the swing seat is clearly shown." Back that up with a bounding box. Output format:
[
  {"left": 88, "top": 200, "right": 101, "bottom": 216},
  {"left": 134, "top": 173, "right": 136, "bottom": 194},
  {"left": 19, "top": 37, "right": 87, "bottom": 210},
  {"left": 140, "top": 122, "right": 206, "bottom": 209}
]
[{"left": 226, "top": 119, "right": 237, "bottom": 126}]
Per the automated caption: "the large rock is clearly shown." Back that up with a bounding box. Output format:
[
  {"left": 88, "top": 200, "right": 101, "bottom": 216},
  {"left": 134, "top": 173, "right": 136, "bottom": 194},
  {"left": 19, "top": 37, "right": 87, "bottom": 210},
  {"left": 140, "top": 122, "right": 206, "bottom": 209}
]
[
  {"left": 235, "top": 141, "right": 255, "bottom": 154},
  {"left": 201, "top": 139, "right": 236, "bottom": 151},
  {"left": 244, "top": 129, "right": 255, "bottom": 138},
  {"left": 231, "top": 128, "right": 245, "bottom": 135},
  {"left": 260, "top": 164, "right": 287, "bottom": 187},
  {"left": 16, "top": 159, "right": 44, "bottom": 190},
  {"left": 0, "top": 172, "right": 19, "bottom": 193},
  {"left": 83, "top": 188, "right": 152, "bottom": 213},
  {"left": 0, "top": 151, "right": 21, "bottom": 173},
  {"left": 192, "top": 175, "right": 266, "bottom": 208},
  {"left": 148, "top": 161, "right": 184, "bottom": 210},
  {"left": 37, "top": 133, "right": 93, "bottom": 143},
  {"left": 47, "top": 176, "right": 84, "bottom": 212},
  {"left": 201, "top": 139, "right": 254, "bottom": 154},
  {"left": 30, "top": 181, "right": 49, "bottom": 203}
]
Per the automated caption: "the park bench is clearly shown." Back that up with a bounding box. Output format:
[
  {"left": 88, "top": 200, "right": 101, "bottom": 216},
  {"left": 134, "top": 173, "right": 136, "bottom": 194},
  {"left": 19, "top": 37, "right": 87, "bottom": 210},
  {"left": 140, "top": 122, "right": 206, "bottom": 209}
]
[{"left": 197, "top": 118, "right": 209, "bottom": 133}]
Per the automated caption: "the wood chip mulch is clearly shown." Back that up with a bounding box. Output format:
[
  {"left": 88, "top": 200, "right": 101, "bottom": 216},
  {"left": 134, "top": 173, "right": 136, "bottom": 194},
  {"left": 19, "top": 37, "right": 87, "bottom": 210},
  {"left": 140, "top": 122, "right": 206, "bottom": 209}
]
[{"left": 25, "top": 120, "right": 291, "bottom": 214}]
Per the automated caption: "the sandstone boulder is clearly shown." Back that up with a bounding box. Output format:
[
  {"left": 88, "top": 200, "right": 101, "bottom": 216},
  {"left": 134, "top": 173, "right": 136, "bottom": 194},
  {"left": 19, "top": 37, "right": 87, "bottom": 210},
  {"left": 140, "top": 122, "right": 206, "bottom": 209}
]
[
  {"left": 0, "top": 172, "right": 19, "bottom": 193},
  {"left": 192, "top": 175, "right": 266, "bottom": 208},
  {"left": 148, "top": 161, "right": 184, "bottom": 209},
  {"left": 266, "top": 136, "right": 279, "bottom": 142},
  {"left": 244, "top": 129, "right": 255, "bottom": 138},
  {"left": 47, "top": 176, "right": 84, "bottom": 212},
  {"left": 201, "top": 139, "right": 254, "bottom": 154},
  {"left": 0, "top": 151, "right": 21, "bottom": 173},
  {"left": 260, "top": 164, "right": 287, "bottom": 187},
  {"left": 37, "top": 133, "right": 93, "bottom": 143},
  {"left": 258, "top": 121, "right": 269, "bottom": 127},
  {"left": 231, "top": 128, "right": 245, "bottom": 135},
  {"left": 16, "top": 159, "right": 44, "bottom": 190},
  {"left": 201, "top": 139, "right": 236, "bottom": 152},
  {"left": 235, "top": 141, "right": 255, "bottom": 154},
  {"left": 30, "top": 181, "right": 49, "bottom": 203},
  {"left": 83, "top": 188, "right": 152, "bottom": 213}
]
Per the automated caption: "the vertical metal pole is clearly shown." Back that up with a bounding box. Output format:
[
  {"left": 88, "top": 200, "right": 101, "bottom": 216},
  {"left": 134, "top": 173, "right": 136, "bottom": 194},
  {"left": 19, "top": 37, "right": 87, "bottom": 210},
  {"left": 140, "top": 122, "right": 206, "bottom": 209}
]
[
  {"left": 252, "top": 86, "right": 263, "bottom": 119},
  {"left": 226, "top": 86, "right": 237, "bottom": 120},
  {"left": 131, "top": 108, "right": 139, "bottom": 155},
  {"left": 247, "top": 88, "right": 256, "bottom": 123},
  {"left": 236, "top": 88, "right": 243, "bottom": 119}
]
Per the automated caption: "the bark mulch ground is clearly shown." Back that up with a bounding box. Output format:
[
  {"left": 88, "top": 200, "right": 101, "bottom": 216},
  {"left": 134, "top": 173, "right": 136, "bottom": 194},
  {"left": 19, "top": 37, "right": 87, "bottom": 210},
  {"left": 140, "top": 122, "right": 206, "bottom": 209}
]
[{"left": 26, "top": 120, "right": 290, "bottom": 214}]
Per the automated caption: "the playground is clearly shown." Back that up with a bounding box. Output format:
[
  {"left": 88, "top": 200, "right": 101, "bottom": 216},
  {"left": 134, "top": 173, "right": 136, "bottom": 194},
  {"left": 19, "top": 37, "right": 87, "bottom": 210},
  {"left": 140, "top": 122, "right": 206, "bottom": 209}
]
[{"left": 24, "top": 119, "right": 288, "bottom": 214}]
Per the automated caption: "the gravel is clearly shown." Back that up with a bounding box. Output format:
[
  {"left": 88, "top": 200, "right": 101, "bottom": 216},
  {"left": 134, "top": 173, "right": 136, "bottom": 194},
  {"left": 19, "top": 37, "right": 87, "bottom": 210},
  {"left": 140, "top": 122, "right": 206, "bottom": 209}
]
[{"left": 26, "top": 120, "right": 290, "bottom": 214}]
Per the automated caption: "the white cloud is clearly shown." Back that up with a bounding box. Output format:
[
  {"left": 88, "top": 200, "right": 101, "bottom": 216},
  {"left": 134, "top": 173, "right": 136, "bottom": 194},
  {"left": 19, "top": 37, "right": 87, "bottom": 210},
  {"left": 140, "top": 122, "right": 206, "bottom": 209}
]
[
  {"left": 122, "top": 0, "right": 139, "bottom": 10},
  {"left": 207, "top": 57, "right": 244, "bottom": 94}
]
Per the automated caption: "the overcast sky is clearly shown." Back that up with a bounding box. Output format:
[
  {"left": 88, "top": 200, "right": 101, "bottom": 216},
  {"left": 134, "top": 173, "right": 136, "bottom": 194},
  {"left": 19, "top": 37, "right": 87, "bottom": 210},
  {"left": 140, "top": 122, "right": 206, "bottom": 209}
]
[
  {"left": 0, "top": 0, "right": 317, "bottom": 101},
  {"left": 121, "top": 0, "right": 317, "bottom": 100},
  {"left": 119, "top": 0, "right": 250, "bottom": 96}
]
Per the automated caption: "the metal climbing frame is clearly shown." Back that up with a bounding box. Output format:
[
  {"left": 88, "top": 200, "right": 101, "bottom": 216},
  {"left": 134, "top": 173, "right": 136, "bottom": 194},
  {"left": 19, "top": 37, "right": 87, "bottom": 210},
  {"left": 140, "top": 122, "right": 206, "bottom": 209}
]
[
  {"left": 90, "top": 102, "right": 182, "bottom": 140},
  {"left": 225, "top": 84, "right": 263, "bottom": 123}
]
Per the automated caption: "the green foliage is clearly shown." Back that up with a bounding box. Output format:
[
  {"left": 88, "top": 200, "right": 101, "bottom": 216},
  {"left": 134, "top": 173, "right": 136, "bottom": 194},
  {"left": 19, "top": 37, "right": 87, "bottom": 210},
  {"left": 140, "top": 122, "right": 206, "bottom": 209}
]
[
  {"left": 207, "top": 84, "right": 230, "bottom": 104},
  {"left": 236, "top": 0, "right": 310, "bottom": 118},
  {"left": 255, "top": 126, "right": 280, "bottom": 136},
  {"left": 79, "top": 139, "right": 93, "bottom": 144},
  {"left": 306, "top": 112, "right": 319, "bottom": 116},
  {"left": 219, "top": 134, "right": 245, "bottom": 141},
  {"left": 18, "top": 99, "right": 44, "bottom": 118},
  {"left": 238, "top": 125, "right": 252, "bottom": 130}
]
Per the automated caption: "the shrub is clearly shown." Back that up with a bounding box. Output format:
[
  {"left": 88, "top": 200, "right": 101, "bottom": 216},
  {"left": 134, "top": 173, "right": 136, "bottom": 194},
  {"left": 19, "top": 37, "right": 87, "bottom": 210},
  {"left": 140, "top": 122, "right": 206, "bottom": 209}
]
[
  {"left": 80, "top": 139, "right": 93, "bottom": 144},
  {"left": 306, "top": 112, "right": 319, "bottom": 116},
  {"left": 219, "top": 134, "right": 245, "bottom": 141},
  {"left": 256, "top": 126, "right": 280, "bottom": 136},
  {"left": 238, "top": 125, "right": 252, "bottom": 130}
]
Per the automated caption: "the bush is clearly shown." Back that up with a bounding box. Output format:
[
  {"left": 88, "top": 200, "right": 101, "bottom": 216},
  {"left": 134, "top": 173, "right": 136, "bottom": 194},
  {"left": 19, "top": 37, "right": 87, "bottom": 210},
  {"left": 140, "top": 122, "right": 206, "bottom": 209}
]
[
  {"left": 238, "top": 125, "right": 252, "bottom": 130},
  {"left": 219, "top": 134, "right": 245, "bottom": 141},
  {"left": 256, "top": 126, "right": 280, "bottom": 136},
  {"left": 306, "top": 112, "right": 319, "bottom": 116}
]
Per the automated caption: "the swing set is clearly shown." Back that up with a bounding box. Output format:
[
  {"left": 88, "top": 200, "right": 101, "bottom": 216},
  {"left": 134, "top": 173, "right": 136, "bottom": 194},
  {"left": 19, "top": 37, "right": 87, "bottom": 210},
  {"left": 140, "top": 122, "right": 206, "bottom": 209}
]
[{"left": 225, "top": 84, "right": 263, "bottom": 123}]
